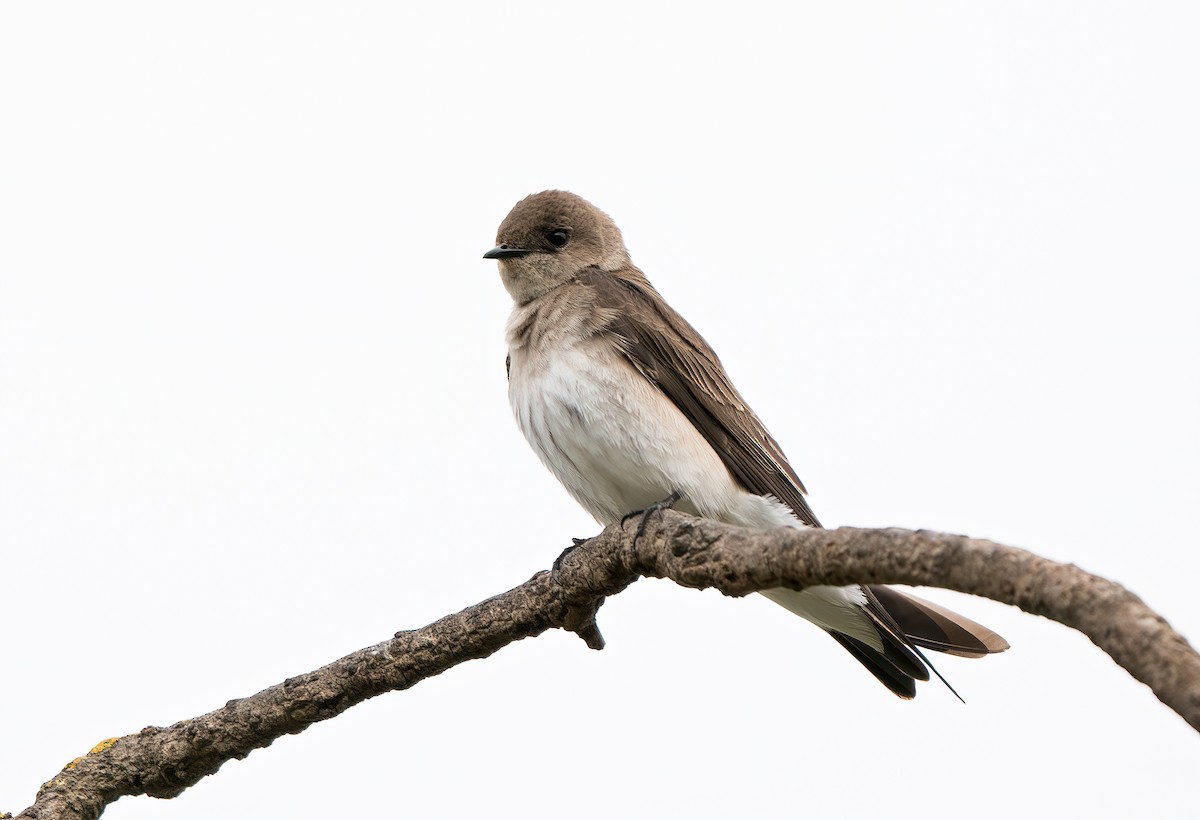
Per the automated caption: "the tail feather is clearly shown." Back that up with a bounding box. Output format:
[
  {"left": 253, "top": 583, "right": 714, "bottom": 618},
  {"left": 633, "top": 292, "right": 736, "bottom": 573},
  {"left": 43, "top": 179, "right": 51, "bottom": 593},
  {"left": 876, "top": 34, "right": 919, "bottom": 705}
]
[
  {"left": 825, "top": 585, "right": 1009, "bottom": 699},
  {"left": 828, "top": 631, "right": 919, "bottom": 700},
  {"left": 866, "top": 585, "right": 1011, "bottom": 658},
  {"left": 857, "top": 603, "right": 931, "bottom": 683},
  {"left": 762, "top": 583, "right": 1009, "bottom": 698}
]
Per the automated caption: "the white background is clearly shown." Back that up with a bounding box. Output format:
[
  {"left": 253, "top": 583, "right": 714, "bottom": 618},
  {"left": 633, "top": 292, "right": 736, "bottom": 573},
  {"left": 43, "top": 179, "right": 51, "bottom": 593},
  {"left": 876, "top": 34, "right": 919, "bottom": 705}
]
[{"left": 2, "top": 3, "right": 1197, "bottom": 818}]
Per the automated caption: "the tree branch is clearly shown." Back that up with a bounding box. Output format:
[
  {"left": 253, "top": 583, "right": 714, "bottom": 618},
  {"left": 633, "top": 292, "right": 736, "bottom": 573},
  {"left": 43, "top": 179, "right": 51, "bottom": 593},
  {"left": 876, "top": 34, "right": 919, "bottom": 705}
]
[{"left": 13, "top": 512, "right": 1200, "bottom": 819}]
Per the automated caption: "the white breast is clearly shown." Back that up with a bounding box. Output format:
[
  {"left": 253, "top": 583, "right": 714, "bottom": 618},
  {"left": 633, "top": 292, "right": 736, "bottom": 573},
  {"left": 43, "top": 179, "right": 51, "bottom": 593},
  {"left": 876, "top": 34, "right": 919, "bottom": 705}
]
[{"left": 507, "top": 310, "right": 796, "bottom": 530}]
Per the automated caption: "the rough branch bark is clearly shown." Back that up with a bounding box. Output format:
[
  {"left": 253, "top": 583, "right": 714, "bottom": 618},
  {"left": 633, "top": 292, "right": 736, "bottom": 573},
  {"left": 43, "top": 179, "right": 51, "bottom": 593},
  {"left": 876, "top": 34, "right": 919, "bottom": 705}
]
[{"left": 11, "top": 512, "right": 1200, "bottom": 820}]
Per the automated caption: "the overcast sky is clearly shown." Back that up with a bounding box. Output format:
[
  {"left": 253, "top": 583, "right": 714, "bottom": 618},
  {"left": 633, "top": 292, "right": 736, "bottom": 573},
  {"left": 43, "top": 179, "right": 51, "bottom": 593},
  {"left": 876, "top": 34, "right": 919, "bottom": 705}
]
[{"left": 2, "top": 3, "right": 1198, "bottom": 818}]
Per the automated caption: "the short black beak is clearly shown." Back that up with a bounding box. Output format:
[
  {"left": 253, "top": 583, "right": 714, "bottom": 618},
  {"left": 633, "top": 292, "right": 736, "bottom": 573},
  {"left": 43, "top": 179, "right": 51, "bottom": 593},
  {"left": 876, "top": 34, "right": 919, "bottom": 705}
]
[{"left": 483, "top": 245, "right": 533, "bottom": 260}]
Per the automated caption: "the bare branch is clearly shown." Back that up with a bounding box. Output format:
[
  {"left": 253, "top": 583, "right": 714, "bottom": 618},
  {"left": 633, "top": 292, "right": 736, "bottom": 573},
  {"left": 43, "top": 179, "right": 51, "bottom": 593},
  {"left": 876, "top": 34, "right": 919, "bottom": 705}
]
[{"left": 14, "top": 512, "right": 1199, "bottom": 819}]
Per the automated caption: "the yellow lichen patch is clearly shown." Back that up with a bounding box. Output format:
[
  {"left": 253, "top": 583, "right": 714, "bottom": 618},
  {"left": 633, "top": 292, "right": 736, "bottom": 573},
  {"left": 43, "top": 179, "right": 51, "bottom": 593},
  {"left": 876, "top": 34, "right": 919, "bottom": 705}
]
[
  {"left": 88, "top": 737, "right": 120, "bottom": 754},
  {"left": 60, "top": 738, "right": 120, "bottom": 773},
  {"left": 38, "top": 773, "right": 71, "bottom": 795}
]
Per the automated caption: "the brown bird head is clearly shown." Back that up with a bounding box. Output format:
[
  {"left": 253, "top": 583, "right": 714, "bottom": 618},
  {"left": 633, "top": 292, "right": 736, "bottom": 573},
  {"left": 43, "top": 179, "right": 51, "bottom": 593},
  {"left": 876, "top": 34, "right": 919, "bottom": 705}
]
[{"left": 484, "top": 190, "right": 631, "bottom": 303}]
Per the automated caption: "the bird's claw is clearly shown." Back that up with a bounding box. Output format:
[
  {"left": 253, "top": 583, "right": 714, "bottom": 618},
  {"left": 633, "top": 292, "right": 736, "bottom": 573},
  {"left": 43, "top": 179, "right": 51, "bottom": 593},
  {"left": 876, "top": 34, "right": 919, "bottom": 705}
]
[
  {"left": 552, "top": 538, "right": 591, "bottom": 572},
  {"left": 622, "top": 490, "right": 682, "bottom": 545}
]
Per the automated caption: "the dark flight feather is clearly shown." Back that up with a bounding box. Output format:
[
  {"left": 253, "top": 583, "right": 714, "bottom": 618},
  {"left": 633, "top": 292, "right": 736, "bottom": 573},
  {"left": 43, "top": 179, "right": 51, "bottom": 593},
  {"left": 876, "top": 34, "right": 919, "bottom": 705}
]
[{"left": 578, "top": 266, "right": 822, "bottom": 528}]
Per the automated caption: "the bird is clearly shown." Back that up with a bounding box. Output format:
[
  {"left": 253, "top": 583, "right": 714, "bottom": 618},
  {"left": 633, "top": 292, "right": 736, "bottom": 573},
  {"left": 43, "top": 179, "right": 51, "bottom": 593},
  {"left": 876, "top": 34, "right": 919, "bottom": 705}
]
[{"left": 484, "top": 190, "right": 1009, "bottom": 698}]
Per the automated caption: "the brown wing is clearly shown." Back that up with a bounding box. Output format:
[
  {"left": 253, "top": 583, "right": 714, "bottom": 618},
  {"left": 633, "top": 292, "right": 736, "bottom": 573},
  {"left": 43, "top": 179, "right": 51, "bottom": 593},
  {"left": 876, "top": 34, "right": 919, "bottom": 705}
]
[{"left": 578, "top": 266, "right": 821, "bottom": 528}]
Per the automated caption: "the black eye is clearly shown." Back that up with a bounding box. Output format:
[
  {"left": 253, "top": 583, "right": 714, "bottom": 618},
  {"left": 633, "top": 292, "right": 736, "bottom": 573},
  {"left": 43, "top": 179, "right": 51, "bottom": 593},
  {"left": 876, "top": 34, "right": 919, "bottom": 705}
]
[{"left": 546, "top": 229, "right": 569, "bottom": 248}]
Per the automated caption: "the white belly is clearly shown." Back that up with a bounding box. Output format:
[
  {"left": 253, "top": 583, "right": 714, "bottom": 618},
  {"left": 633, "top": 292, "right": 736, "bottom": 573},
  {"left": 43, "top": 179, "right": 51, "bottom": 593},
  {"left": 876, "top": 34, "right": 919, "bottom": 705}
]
[{"left": 508, "top": 336, "right": 797, "bottom": 530}]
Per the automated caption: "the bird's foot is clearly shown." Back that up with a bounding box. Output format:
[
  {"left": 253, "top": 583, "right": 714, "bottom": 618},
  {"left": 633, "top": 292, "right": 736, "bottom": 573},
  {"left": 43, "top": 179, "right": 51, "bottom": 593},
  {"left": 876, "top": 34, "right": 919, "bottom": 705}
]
[
  {"left": 622, "top": 491, "right": 682, "bottom": 545},
  {"left": 553, "top": 537, "right": 591, "bottom": 572}
]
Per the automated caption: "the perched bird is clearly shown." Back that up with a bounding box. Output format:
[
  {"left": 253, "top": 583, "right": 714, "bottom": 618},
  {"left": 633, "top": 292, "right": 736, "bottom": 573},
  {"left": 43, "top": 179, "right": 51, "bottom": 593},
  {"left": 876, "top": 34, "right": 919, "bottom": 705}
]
[{"left": 485, "top": 190, "right": 1008, "bottom": 698}]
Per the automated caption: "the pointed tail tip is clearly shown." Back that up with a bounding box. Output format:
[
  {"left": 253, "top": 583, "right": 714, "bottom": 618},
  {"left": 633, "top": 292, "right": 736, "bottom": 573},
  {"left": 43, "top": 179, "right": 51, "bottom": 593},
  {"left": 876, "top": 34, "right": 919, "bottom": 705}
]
[
  {"left": 847, "top": 586, "right": 1011, "bottom": 700},
  {"left": 983, "top": 632, "right": 1011, "bottom": 654},
  {"left": 867, "top": 584, "right": 1011, "bottom": 658}
]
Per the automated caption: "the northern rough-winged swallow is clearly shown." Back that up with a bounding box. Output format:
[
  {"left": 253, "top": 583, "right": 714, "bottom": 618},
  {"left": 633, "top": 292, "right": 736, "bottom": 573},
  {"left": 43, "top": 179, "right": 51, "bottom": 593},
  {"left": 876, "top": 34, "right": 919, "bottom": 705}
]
[{"left": 485, "top": 190, "right": 1008, "bottom": 698}]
